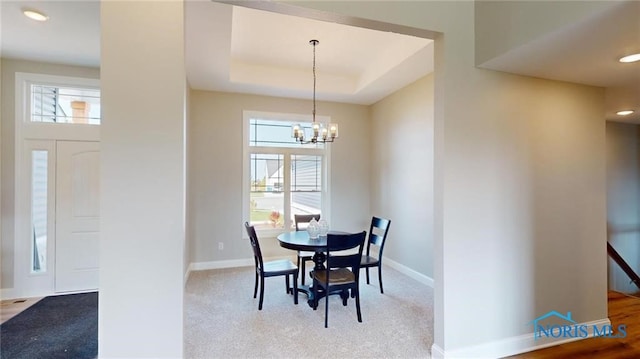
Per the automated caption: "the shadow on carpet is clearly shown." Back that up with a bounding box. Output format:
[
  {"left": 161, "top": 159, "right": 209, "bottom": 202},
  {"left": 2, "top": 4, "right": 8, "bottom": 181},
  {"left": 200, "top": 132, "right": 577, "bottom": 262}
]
[{"left": 1, "top": 292, "right": 98, "bottom": 359}]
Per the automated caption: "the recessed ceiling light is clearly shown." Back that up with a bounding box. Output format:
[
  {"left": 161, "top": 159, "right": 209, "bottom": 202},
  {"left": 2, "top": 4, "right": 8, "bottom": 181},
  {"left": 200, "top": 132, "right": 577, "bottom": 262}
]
[
  {"left": 23, "top": 9, "right": 49, "bottom": 22},
  {"left": 619, "top": 53, "right": 640, "bottom": 63},
  {"left": 616, "top": 110, "right": 634, "bottom": 116}
]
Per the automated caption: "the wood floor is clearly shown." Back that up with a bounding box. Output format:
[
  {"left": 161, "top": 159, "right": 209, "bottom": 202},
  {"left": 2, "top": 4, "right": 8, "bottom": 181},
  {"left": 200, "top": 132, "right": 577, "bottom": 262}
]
[
  {"left": 509, "top": 291, "right": 640, "bottom": 358},
  {"left": 0, "top": 297, "right": 43, "bottom": 324}
]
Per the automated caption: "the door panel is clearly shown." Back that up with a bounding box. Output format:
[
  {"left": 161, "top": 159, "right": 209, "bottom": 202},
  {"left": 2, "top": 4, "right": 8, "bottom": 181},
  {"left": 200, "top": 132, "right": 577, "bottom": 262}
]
[{"left": 55, "top": 141, "right": 100, "bottom": 292}]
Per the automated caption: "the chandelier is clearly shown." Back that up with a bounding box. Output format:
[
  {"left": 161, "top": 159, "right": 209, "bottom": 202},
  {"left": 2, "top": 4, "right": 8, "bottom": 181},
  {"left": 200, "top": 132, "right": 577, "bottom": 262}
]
[{"left": 292, "top": 40, "right": 339, "bottom": 144}]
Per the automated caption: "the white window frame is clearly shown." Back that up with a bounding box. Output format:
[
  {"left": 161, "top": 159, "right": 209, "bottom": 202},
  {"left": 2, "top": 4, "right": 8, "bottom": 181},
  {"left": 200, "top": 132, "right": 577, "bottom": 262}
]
[
  {"left": 16, "top": 72, "right": 101, "bottom": 141},
  {"left": 15, "top": 140, "right": 57, "bottom": 297},
  {"left": 242, "top": 110, "right": 331, "bottom": 239},
  {"left": 13, "top": 72, "right": 100, "bottom": 298}
]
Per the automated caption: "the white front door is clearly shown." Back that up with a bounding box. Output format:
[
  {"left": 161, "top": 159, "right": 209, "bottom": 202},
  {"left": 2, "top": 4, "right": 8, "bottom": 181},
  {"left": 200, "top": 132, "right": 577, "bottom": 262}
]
[{"left": 55, "top": 141, "right": 100, "bottom": 292}]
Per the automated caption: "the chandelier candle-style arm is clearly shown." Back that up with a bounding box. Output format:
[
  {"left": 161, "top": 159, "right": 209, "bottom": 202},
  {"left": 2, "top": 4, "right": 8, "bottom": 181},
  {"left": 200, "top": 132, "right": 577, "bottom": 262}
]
[
  {"left": 293, "top": 124, "right": 306, "bottom": 141},
  {"left": 292, "top": 124, "right": 301, "bottom": 138},
  {"left": 312, "top": 123, "right": 321, "bottom": 138},
  {"left": 328, "top": 123, "right": 338, "bottom": 139},
  {"left": 291, "top": 39, "right": 339, "bottom": 144}
]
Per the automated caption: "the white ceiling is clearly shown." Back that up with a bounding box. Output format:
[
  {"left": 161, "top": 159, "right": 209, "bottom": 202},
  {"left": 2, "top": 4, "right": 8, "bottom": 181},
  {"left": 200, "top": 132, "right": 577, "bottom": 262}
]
[
  {"left": 0, "top": 1, "right": 638, "bottom": 122},
  {"left": 479, "top": 0, "right": 640, "bottom": 124},
  {"left": 0, "top": 0, "right": 100, "bottom": 67},
  {"left": 185, "top": 2, "right": 433, "bottom": 104}
]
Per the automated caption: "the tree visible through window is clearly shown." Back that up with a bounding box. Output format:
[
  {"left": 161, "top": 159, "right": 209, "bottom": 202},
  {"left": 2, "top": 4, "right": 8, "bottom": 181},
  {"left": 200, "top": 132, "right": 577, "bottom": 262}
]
[{"left": 245, "top": 115, "right": 327, "bottom": 234}]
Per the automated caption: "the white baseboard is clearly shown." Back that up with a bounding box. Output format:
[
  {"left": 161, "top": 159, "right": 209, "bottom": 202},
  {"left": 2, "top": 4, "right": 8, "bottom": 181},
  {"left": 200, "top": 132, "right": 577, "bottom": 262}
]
[
  {"left": 189, "top": 258, "right": 252, "bottom": 271},
  {"left": 188, "top": 256, "right": 435, "bottom": 289},
  {"left": 189, "top": 256, "right": 293, "bottom": 272},
  {"left": 433, "top": 317, "right": 611, "bottom": 358},
  {"left": 184, "top": 266, "right": 192, "bottom": 286},
  {"left": 383, "top": 257, "right": 434, "bottom": 287}
]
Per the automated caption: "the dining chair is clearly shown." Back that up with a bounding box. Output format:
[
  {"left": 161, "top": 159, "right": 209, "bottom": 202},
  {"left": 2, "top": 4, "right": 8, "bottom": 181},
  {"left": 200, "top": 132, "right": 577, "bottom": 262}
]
[
  {"left": 294, "top": 214, "right": 321, "bottom": 285},
  {"left": 244, "top": 222, "right": 298, "bottom": 310},
  {"left": 360, "top": 216, "right": 391, "bottom": 293},
  {"left": 311, "top": 231, "right": 366, "bottom": 328}
]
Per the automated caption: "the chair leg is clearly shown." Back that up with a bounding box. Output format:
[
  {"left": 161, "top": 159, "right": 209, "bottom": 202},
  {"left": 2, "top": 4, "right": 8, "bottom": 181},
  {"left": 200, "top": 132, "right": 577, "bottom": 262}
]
[
  {"left": 365, "top": 267, "right": 370, "bottom": 284},
  {"left": 293, "top": 273, "right": 298, "bottom": 305},
  {"left": 324, "top": 286, "right": 329, "bottom": 328},
  {"left": 355, "top": 286, "right": 362, "bottom": 322},
  {"left": 285, "top": 274, "right": 290, "bottom": 294},
  {"left": 378, "top": 264, "right": 384, "bottom": 294},
  {"left": 253, "top": 272, "right": 259, "bottom": 298},
  {"left": 301, "top": 259, "right": 306, "bottom": 286},
  {"left": 258, "top": 276, "right": 265, "bottom": 310}
]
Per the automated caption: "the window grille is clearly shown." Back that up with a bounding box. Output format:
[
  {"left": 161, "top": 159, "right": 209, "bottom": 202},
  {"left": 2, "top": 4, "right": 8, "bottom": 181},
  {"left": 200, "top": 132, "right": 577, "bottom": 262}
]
[
  {"left": 30, "top": 84, "right": 101, "bottom": 124},
  {"left": 245, "top": 116, "right": 327, "bottom": 232}
]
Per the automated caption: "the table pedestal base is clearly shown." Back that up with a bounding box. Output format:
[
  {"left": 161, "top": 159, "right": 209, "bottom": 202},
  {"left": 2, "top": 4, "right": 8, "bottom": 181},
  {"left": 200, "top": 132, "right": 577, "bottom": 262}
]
[{"left": 292, "top": 251, "right": 351, "bottom": 308}]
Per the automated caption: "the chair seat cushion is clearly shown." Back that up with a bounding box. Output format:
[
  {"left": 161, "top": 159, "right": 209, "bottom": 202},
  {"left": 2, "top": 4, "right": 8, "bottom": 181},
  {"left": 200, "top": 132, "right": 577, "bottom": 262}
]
[
  {"left": 360, "top": 255, "right": 379, "bottom": 266},
  {"left": 312, "top": 268, "right": 355, "bottom": 285},
  {"left": 263, "top": 259, "right": 298, "bottom": 275}
]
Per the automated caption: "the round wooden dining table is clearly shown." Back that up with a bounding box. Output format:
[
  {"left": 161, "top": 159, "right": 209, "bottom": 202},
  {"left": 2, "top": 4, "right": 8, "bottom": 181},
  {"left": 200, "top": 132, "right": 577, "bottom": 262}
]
[
  {"left": 277, "top": 231, "right": 329, "bottom": 251},
  {"left": 277, "top": 230, "right": 347, "bottom": 307},
  {"left": 277, "top": 230, "right": 350, "bottom": 267}
]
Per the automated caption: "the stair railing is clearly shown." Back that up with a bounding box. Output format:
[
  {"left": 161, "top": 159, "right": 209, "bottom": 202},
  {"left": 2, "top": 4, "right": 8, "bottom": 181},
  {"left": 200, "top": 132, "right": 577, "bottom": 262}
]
[{"left": 607, "top": 242, "right": 640, "bottom": 290}]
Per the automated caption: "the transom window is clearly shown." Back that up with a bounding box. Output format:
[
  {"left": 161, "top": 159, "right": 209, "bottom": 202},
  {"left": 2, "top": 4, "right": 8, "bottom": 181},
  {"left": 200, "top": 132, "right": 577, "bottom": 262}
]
[
  {"left": 244, "top": 112, "right": 329, "bottom": 235},
  {"left": 248, "top": 118, "right": 322, "bottom": 149},
  {"left": 31, "top": 84, "right": 101, "bottom": 125}
]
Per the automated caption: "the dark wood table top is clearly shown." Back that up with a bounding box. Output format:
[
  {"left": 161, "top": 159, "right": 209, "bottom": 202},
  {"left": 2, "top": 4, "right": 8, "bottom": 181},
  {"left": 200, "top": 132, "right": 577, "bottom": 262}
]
[{"left": 277, "top": 231, "right": 347, "bottom": 252}]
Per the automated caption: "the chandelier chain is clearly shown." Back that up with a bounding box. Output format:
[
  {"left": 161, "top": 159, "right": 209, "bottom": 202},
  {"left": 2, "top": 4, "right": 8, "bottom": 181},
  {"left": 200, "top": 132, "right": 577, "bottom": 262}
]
[{"left": 312, "top": 40, "right": 317, "bottom": 123}]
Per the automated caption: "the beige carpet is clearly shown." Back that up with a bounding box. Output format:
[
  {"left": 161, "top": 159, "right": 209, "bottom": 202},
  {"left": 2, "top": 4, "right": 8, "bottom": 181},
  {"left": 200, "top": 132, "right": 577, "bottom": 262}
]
[{"left": 184, "top": 264, "right": 433, "bottom": 358}]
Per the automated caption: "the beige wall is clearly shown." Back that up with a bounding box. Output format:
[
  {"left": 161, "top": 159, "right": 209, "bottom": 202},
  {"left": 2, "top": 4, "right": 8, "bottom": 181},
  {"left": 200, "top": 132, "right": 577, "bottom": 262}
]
[
  {"left": 188, "top": 90, "right": 371, "bottom": 264},
  {"left": 185, "top": 85, "right": 192, "bottom": 278},
  {"left": 282, "top": 1, "right": 607, "bottom": 355},
  {"left": 606, "top": 122, "right": 640, "bottom": 293},
  {"left": 371, "top": 74, "right": 434, "bottom": 278},
  {"left": 0, "top": 59, "right": 100, "bottom": 290},
  {"left": 0, "top": 56, "right": 2, "bottom": 293},
  {"left": 100, "top": 2, "right": 185, "bottom": 356}
]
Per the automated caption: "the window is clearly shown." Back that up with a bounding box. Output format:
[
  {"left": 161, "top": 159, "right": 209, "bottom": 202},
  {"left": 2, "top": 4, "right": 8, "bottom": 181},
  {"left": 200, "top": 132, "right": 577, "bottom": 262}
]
[
  {"left": 31, "top": 150, "right": 48, "bottom": 273},
  {"left": 244, "top": 112, "right": 330, "bottom": 236},
  {"left": 31, "top": 84, "right": 101, "bottom": 124}
]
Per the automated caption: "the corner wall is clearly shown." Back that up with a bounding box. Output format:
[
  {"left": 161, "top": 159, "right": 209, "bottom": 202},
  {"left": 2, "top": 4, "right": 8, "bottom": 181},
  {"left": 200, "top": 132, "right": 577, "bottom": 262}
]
[
  {"left": 370, "top": 74, "right": 434, "bottom": 280},
  {"left": 606, "top": 122, "right": 640, "bottom": 293}
]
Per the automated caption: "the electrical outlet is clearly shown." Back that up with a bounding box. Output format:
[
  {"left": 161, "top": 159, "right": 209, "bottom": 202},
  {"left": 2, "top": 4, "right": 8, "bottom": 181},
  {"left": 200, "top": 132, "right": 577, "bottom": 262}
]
[{"left": 218, "top": 242, "right": 224, "bottom": 251}]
